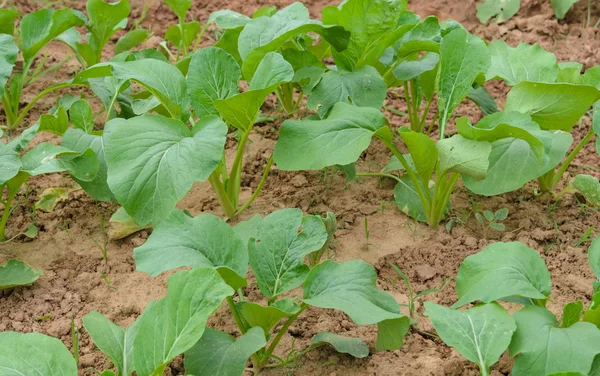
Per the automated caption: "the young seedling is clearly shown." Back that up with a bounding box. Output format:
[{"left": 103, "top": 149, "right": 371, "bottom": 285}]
[
  {"left": 573, "top": 225, "right": 595, "bottom": 247},
  {"left": 274, "top": 103, "right": 497, "bottom": 229},
  {"left": 425, "top": 237, "right": 600, "bottom": 376},
  {"left": 390, "top": 264, "right": 437, "bottom": 319},
  {"left": 132, "top": 208, "right": 411, "bottom": 372},
  {"left": 475, "top": 207, "right": 508, "bottom": 237}
]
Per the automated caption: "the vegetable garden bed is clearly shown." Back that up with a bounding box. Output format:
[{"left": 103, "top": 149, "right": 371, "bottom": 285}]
[{"left": 2, "top": 0, "right": 600, "bottom": 375}]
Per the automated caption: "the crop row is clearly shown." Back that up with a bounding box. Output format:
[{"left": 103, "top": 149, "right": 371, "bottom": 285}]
[{"left": 2, "top": 0, "right": 600, "bottom": 375}]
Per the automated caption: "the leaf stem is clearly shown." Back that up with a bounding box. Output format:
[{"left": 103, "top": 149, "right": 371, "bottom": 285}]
[
  {"left": 260, "top": 304, "right": 308, "bottom": 367},
  {"left": 227, "top": 127, "right": 252, "bottom": 208},
  {"left": 356, "top": 171, "right": 402, "bottom": 183},
  {"left": 226, "top": 295, "right": 248, "bottom": 334},
  {"left": 380, "top": 139, "right": 432, "bottom": 216},
  {"left": 549, "top": 127, "right": 595, "bottom": 190},
  {"left": 10, "top": 82, "right": 88, "bottom": 130},
  {"left": 208, "top": 170, "right": 237, "bottom": 217},
  {"left": 233, "top": 155, "right": 274, "bottom": 217}
]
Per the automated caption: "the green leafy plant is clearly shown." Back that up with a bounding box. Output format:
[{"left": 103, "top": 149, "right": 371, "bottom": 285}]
[
  {"left": 390, "top": 264, "right": 438, "bottom": 319},
  {"left": 425, "top": 238, "right": 600, "bottom": 376},
  {"left": 132, "top": 208, "right": 410, "bottom": 372},
  {"left": 273, "top": 102, "right": 502, "bottom": 228},
  {"left": 0, "top": 0, "right": 149, "bottom": 131},
  {"left": 0, "top": 137, "right": 99, "bottom": 242},
  {"left": 0, "top": 266, "right": 233, "bottom": 376},
  {"left": 475, "top": 207, "right": 508, "bottom": 235},
  {"left": 101, "top": 46, "right": 310, "bottom": 224},
  {"left": 466, "top": 41, "right": 600, "bottom": 197}
]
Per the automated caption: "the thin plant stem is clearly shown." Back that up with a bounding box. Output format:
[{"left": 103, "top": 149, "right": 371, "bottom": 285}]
[
  {"left": 356, "top": 172, "right": 402, "bottom": 183},
  {"left": 549, "top": 127, "right": 595, "bottom": 190},
  {"left": 233, "top": 155, "right": 274, "bottom": 217},
  {"left": 11, "top": 82, "right": 88, "bottom": 130},
  {"left": 227, "top": 296, "right": 248, "bottom": 334},
  {"left": 260, "top": 304, "right": 308, "bottom": 367},
  {"left": 418, "top": 99, "right": 432, "bottom": 133}
]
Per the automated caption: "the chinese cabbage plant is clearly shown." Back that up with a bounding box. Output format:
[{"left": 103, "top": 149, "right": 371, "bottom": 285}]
[
  {"left": 425, "top": 238, "right": 600, "bottom": 376},
  {"left": 206, "top": 2, "right": 350, "bottom": 114},
  {"left": 0, "top": 0, "right": 149, "bottom": 131},
  {"left": 0, "top": 266, "right": 234, "bottom": 376},
  {"left": 133, "top": 208, "right": 410, "bottom": 372},
  {"left": 465, "top": 41, "right": 600, "bottom": 197},
  {"left": 273, "top": 102, "right": 534, "bottom": 228}
]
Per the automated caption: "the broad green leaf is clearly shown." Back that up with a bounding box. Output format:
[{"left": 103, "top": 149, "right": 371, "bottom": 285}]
[
  {"left": 62, "top": 129, "right": 113, "bottom": 201},
  {"left": 393, "top": 52, "right": 439, "bottom": 81},
  {"left": 38, "top": 106, "right": 69, "bottom": 135},
  {"left": 375, "top": 317, "right": 411, "bottom": 351},
  {"left": 248, "top": 208, "right": 327, "bottom": 299},
  {"left": 83, "top": 311, "right": 140, "bottom": 376},
  {"left": 510, "top": 306, "right": 600, "bottom": 376},
  {"left": 187, "top": 47, "right": 241, "bottom": 118},
  {"left": 0, "top": 141, "right": 21, "bottom": 185},
  {"left": 109, "top": 59, "right": 191, "bottom": 121},
  {"left": 133, "top": 268, "right": 234, "bottom": 376},
  {"left": 589, "top": 235, "right": 600, "bottom": 280},
  {"left": 438, "top": 29, "right": 490, "bottom": 136},
  {"left": 273, "top": 102, "right": 388, "bottom": 171},
  {"left": 464, "top": 130, "right": 572, "bottom": 195},
  {"left": 394, "top": 175, "right": 432, "bottom": 222},
  {"left": 322, "top": 0, "right": 408, "bottom": 71},
  {"left": 184, "top": 327, "right": 266, "bottom": 376},
  {"left": 0, "top": 332, "right": 77, "bottom": 375},
  {"left": 213, "top": 52, "right": 292, "bottom": 131},
  {"left": 239, "top": 3, "right": 349, "bottom": 79},
  {"left": 425, "top": 302, "right": 516, "bottom": 374},
  {"left": 232, "top": 214, "right": 262, "bottom": 249},
  {"left": 208, "top": 9, "right": 251, "bottom": 29},
  {"left": 312, "top": 332, "right": 369, "bottom": 358},
  {"left": 452, "top": 242, "right": 551, "bottom": 308},
  {"left": 303, "top": 259, "right": 404, "bottom": 325},
  {"left": 467, "top": 85, "right": 499, "bottom": 115},
  {"left": 583, "top": 293, "right": 600, "bottom": 329},
  {"left": 0, "top": 259, "right": 42, "bottom": 289},
  {"left": 485, "top": 41, "right": 559, "bottom": 85},
  {"left": 20, "top": 143, "right": 99, "bottom": 181},
  {"left": 86, "top": 0, "right": 130, "bottom": 63},
  {"left": 571, "top": 174, "right": 600, "bottom": 207},
  {"left": 237, "top": 301, "right": 296, "bottom": 335},
  {"left": 398, "top": 127, "right": 437, "bottom": 184},
  {"left": 552, "top": 0, "right": 580, "bottom": 19},
  {"left": 248, "top": 52, "right": 294, "bottom": 91},
  {"left": 436, "top": 135, "right": 491, "bottom": 179},
  {"left": 557, "top": 62, "right": 583, "bottom": 84},
  {"left": 164, "top": 0, "right": 192, "bottom": 20},
  {"left": 455, "top": 116, "right": 544, "bottom": 160},
  {"left": 0, "top": 34, "right": 17, "bottom": 98},
  {"left": 477, "top": 0, "right": 520, "bottom": 23},
  {"left": 69, "top": 100, "right": 94, "bottom": 134},
  {"left": 562, "top": 301, "right": 583, "bottom": 328},
  {"left": 134, "top": 210, "right": 248, "bottom": 288},
  {"left": 505, "top": 82, "right": 600, "bottom": 131},
  {"left": 35, "top": 187, "right": 75, "bottom": 212},
  {"left": 0, "top": 9, "right": 19, "bottom": 35},
  {"left": 307, "top": 65, "right": 387, "bottom": 117},
  {"left": 165, "top": 21, "right": 200, "bottom": 50},
  {"left": 108, "top": 207, "right": 149, "bottom": 240},
  {"left": 115, "top": 29, "right": 150, "bottom": 54},
  {"left": 20, "top": 8, "right": 86, "bottom": 61},
  {"left": 105, "top": 115, "right": 227, "bottom": 226},
  {"left": 215, "top": 28, "right": 243, "bottom": 64}
]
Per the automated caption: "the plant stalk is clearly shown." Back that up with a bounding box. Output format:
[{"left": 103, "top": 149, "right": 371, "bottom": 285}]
[
  {"left": 208, "top": 171, "right": 237, "bottom": 217},
  {"left": 549, "top": 127, "right": 595, "bottom": 190},
  {"left": 227, "top": 127, "right": 252, "bottom": 208},
  {"left": 233, "top": 155, "right": 274, "bottom": 217},
  {"left": 0, "top": 185, "right": 17, "bottom": 242},
  {"left": 259, "top": 304, "right": 308, "bottom": 368}
]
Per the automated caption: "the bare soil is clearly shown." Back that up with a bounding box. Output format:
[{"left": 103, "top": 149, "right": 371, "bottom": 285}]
[{"left": 2, "top": 0, "right": 600, "bottom": 375}]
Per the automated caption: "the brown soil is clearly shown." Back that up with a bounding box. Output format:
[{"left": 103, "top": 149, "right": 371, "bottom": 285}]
[{"left": 2, "top": 0, "right": 600, "bottom": 375}]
